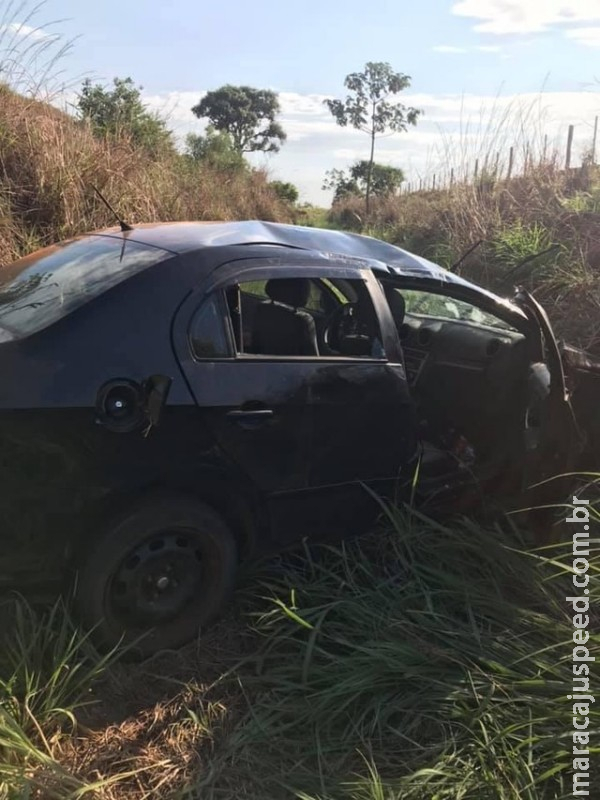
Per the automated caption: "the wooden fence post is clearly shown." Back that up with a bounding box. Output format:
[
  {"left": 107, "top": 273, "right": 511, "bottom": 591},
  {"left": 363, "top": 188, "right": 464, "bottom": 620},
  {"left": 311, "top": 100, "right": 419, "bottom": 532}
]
[
  {"left": 507, "top": 147, "right": 514, "bottom": 180},
  {"left": 542, "top": 134, "right": 548, "bottom": 164},
  {"left": 565, "top": 125, "right": 574, "bottom": 170},
  {"left": 592, "top": 116, "right": 598, "bottom": 165},
  {"left": 432, "top": 174, "right": 436, "bottom": 191},
  {"left": 450, "top": 167, "right": 454, "bottom": 187},
  {"left": 474, "top": 159, "right": 479, "bottom": 180}
]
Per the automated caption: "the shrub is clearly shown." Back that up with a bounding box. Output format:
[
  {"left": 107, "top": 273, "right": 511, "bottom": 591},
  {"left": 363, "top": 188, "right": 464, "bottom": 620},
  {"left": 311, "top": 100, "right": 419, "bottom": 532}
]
[{"left": 270, "top": 180, "right": 299, "bottom": 204}]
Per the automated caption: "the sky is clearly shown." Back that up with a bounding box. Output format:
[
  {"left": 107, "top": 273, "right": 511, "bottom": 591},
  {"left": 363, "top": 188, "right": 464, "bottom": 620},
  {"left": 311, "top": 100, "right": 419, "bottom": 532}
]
[{"left": 1, "top": 0, "right": 599, "bottom": 203}]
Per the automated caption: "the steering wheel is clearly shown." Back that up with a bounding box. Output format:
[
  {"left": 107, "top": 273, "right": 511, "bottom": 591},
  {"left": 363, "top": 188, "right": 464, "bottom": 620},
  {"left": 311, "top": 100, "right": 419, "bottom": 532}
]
[{"left": 323, "top": 302, "right": 357, "bottom": 352}]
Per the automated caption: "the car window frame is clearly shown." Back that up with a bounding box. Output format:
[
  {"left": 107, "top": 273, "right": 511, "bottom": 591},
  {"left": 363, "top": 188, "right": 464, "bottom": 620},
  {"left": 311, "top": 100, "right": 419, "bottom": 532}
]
[{"left": 184, "top": 259, "right": 398, "bottom": 364}]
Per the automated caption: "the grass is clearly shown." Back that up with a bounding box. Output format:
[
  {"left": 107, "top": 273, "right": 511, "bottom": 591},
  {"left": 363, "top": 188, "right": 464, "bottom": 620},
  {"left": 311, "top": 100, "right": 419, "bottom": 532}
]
[
  {"left": 1, "top": 492, "right": 598, "bottom": 799},
  {"left": 0, "top": 596, "right": 123, "bottom": 797},
  {"left": 205, "top": 501, "right": 600, "bottom": 799}
]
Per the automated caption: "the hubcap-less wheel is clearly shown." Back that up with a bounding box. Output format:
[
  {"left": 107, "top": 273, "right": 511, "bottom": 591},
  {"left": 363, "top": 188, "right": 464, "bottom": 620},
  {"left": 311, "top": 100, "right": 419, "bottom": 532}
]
[
  {"left": 73, "top": 494, "right": 238, "bottom": 656},
  {"left": 108, "top": 530, "right": 204, "bottom": 627}
]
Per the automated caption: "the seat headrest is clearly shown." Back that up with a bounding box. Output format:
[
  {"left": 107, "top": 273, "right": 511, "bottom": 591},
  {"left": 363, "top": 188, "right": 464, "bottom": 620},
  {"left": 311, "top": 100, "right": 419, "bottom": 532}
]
[
  {"left": 384, "top": 285, "right": 405, "bottom": 326},
  {"left": 265, "top": 278, "right": 311, "bottom": 309}
]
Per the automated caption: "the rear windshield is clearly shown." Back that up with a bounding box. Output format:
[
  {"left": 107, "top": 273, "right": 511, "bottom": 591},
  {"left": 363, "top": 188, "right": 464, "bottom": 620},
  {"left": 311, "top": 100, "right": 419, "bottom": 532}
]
[{"left": 0, "top": 235, "right": 171, "bottom": 341}]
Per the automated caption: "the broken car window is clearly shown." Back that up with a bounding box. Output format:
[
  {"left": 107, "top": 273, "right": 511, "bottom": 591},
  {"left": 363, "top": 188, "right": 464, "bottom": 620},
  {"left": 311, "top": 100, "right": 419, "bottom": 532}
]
[
  {"left": 398, "top": 288, "right": 516, "bottom": 331},
  {"left": 227, "top": 277, "right": 386, "bottom": 359}
]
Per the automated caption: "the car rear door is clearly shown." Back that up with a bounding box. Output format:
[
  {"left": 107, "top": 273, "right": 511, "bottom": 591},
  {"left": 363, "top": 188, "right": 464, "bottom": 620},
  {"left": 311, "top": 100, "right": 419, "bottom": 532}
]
[{"left": 172, "top": 257, "right": 417, "bottom": 541}]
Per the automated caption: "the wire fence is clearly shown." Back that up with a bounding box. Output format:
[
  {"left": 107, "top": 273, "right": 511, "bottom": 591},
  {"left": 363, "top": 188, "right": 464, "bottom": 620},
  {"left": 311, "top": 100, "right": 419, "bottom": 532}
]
[{"left": 401, "top": 117, "right": 599, "bottom": 195}]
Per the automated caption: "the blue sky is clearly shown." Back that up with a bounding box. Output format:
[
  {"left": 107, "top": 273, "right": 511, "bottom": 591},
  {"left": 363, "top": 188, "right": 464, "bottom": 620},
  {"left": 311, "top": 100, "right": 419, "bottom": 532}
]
[{"left": 3, "top": 0, "right": 599, "bottom": 202}]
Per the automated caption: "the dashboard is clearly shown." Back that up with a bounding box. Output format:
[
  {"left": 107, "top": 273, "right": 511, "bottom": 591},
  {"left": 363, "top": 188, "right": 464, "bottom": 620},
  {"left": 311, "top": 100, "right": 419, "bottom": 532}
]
[{"left": 398, "top": 313, "right": 526, "bottom": 387}]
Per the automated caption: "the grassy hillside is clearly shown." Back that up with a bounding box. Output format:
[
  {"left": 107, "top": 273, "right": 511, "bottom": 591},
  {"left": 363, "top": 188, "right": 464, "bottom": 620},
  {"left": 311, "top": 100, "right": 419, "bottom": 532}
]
[
  {"left": 0, "top": 85, "right": 291, "bottom": 263},
  {"left": 330, "top": 161, "right": 600, "bottom": 352}
]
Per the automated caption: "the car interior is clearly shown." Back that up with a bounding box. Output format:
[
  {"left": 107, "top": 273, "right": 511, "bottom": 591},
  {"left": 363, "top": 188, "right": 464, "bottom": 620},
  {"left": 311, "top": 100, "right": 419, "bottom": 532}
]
[
  {"left": 250, "top": 279, "right": 319, "bottom": 356},
  {"left": 225, "top": 277, "right": 385, "bottom": 358},
  {"left": 380, "top": 281, "right": 532, "bottom": 482}
]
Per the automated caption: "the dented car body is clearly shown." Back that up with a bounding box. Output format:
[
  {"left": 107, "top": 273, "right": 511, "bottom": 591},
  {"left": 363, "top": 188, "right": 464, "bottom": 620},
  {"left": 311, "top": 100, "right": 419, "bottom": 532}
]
[{"left": 0, "top": 221, "right": 597, "bottom": 653}]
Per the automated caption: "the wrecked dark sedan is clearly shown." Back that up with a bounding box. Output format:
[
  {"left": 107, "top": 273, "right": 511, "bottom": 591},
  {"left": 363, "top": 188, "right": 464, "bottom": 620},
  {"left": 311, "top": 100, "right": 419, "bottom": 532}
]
[{"left": 0, "top": 221, "right": 597, "bottom": 654}]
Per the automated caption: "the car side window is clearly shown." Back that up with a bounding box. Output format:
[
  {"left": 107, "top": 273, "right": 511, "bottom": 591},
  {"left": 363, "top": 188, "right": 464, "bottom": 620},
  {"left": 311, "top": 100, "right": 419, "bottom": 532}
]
[
  {"left": 225, "top": 276, "right": 386, "bottom": 359},
  {"left": 385, "top": 286, "right": 517, "bottom": 333},
  {"left": 189, "top": 293, "right": 232, "bottom": 359}
]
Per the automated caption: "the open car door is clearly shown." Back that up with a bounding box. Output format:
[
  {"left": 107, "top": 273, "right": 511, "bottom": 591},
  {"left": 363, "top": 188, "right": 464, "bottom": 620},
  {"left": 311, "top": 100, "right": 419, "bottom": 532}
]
[{"left": 512, "top": 287, "right": 584, "bottom": 484}]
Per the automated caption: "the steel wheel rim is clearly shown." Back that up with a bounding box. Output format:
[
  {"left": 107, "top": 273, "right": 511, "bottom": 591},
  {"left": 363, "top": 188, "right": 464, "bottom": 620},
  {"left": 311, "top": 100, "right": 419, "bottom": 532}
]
[{"left": 107, "top": 529, "right": 206, "bottom": 628}]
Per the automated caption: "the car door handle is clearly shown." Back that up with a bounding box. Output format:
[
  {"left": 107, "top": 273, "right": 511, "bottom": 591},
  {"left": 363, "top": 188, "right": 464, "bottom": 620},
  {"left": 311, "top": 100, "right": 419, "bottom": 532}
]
[
  {"left": 227, "top": 409, "right": 273, "bottom": 418},
  {"left": 226, "top": 408, "right": 274, "bottom": 428}
]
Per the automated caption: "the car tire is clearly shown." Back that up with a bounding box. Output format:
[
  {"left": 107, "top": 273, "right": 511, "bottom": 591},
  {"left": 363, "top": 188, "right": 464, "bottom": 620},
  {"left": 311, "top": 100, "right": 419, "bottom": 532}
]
[{"left": 72, "top": 493, "right": 237, "bottom": 658}]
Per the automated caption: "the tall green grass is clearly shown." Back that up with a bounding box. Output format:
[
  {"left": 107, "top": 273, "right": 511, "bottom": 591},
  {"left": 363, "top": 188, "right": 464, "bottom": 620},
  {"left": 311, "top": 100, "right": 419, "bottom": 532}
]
[
  {"left": 1, "top": 497, "right": 598, "bottom": 799},
  {"left": 205, "top": 502, "right": 600, "bottom": 799},
  {"left": 0, "top": 596, "right": 122, "bottom": 798}
]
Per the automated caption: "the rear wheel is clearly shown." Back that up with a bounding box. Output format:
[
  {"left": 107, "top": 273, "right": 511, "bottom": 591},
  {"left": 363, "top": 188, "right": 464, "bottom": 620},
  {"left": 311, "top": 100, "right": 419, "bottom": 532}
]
[{"left": 73, "top": 494, "right": 237, "bottom": 657}]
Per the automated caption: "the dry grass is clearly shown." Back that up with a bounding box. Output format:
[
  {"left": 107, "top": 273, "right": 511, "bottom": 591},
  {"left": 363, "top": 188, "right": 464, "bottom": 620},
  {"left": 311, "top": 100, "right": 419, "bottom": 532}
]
[
  {"left": 56, "top": 677, "right": 228, "bottom": 799},
  {"left": 0, "top": 597, "right": 254, "bottom": 800},
  {"left": 61, "top": 613, "right": 252, "bottom": 799},
  {"left": 331, "top": 159, "right": 600, "bottom": 351},
  {"left": 0, "top": 85, "right": 290, "bottom": 262}
]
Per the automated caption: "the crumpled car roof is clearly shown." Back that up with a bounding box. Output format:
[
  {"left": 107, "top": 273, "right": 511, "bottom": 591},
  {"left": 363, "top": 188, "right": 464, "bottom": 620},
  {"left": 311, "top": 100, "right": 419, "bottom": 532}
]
[
  {"left": 95, "top": 220, "right": 519, "bottom": 311},
  {"left": 96, "top": 221, "right": 456, "bottom": 281}
]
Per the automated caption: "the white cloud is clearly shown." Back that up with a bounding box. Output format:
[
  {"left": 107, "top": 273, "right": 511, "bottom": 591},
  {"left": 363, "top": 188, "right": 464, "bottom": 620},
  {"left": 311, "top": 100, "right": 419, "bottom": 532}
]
[
  {"left": 432, "top": 44, "right": 467, "bottom": 53},
  {"left": 0, "top": 22, "right": 56, "bottom": 41},
  {"left": 142, "top": 90, "right": 203, "bottom": 133},
  {"left": 333, "top": 148, "right": 362, "bottom": 161},
  {"left": 433, "top": 43, "right": 502, "bottom": 55},
  {"left": 124, "top": 87, "right": 599, "bottom": 204},
  {"left": 278, "top": 92, "right": 330, "bottom": 116},
  {"left": 141, "top": 90, "right": 338, "bottom": 142},
  {"left": 452, "top": 0, "right": 600, "bottom": 35},
  {"left": 566, "top": 26, "right": 600, "bottom": 46}
]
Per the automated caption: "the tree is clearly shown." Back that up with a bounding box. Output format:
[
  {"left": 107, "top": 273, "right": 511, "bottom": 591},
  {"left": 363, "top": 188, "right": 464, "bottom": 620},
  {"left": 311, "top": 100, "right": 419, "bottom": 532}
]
[
  {"left": 322, "top": 168, "right": 360, "bottom": 202},
  {"left": 324, "top": 62, "right": 421, "bottom": 214},
  {"left": 351, "top": 160, "right": 404, "bottom": 197},
  {"left": 184, "top": 126, "right": 247, "bottom": 172},
  {"left": 191, "top": 85, "right": 286, "bottom": 154},
  {"left": 324, "top": 161, "right": 405, "bottom": 203},
  {"left": 270, "top": 180, "right": 299, "bottom": 204},
  {"left": 77, "top": 77, "right": 173, "bottom": 156}
]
